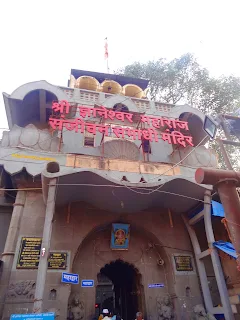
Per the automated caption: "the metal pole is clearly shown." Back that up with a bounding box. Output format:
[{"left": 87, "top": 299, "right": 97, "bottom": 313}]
[
  {"left": 195, "top": 168, "right": 240, "bottom": 186},
  {"left": 196, "top": 168, "right": 240, "bottom": 269},
  {"left": 204, "top": 190, "right": 234, "bottom": 320},
  {"left": 107, "top": 58, "right": 110, "bottom": 74},
  {"left": 33, "top": 179, "right": 56, "bottom": 313},
  {"left": 216, "top": 138, "right": 233, "bottom": 170},
  {"left": 219, "top": 115, "right": 231, "bottom": 140},
  {"left": 222, "top": 140, "right": 240, "bottom": 147},
  {"left": 217, "top": 181, "right": 240, "bottom": 268},
  {"left": 182, "top": 214, "right": 213, "bottom": 312}
]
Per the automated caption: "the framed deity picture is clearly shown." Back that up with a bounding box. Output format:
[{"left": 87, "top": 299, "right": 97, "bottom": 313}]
[{"left": 111, "top": 223, "right": 130, "bottom": 250}]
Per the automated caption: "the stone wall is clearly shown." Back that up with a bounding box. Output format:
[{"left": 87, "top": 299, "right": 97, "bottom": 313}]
[
  {"left": 6, "top": 191, "right": 240, "bottom": 320},
  {"left": 2, "top": 192, "right": 45, "bottom": 319},
  {"left": 0, "top": 208, "right": 12, "bottom": 256}
]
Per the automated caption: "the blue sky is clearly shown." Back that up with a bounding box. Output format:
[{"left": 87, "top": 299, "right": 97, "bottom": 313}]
[{"left": 1, "top": 0, "right": 240, "bottom": 130}]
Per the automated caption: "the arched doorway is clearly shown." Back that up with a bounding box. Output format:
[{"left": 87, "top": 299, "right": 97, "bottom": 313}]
[
  {"left": 95, "top": 273, "right": 114, "bottom": 317},
  {"left": 71, "top": 223, "right": 173, "bottom": 320},
  {"left": 96, "top": 260, "right": 144, "bottom": 320}
]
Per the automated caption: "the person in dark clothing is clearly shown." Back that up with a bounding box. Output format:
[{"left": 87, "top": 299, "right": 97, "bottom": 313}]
[{"left": 112, "top": 309, "right": 122, "bottom": 320}]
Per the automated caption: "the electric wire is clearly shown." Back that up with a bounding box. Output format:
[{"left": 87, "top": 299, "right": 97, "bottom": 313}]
[
  {"left": 0, "top": 131, "right": 208, "bottom": 202},
  {"left": 0, "top": 85, "right": 209, "bottom": 203},
  {"left": 0, "top": 135, "right": 208, "bottom": 198},
  {"left": 0, "top": 113, "right": 202, "bottom": 169},
  {"left": 0, "top": 185, "right": 206, "bottom": 203},
  {"left": 109, "top": 135, "right": 208, "bottom": 196}
]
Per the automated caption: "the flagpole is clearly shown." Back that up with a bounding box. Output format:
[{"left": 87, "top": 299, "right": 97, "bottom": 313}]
[{"left": 106, "top": 58, "right": 110, "bottom": 74}]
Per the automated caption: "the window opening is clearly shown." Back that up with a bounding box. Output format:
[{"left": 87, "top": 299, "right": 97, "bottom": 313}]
[
  {"left": 49, "top": 289, "right": 57, "bottom": 300},
  {"left": 84, "top": 125, "right": 95, "bottom": 147},
  {"left": 186, "top": 286, "right": 191, "bottom": 297},
  {"left": 113, "top": 103, "right": 129, "bottom": 113}
]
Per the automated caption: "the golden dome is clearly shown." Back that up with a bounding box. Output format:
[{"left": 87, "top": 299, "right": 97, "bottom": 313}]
[
  {"left": 122, "top": 84, "right": 145, "bottom": 99},
  {"left": 75, "top": 76, "right": 100, "bottom": 91},
  {"left": 100, "top": 80, "right": 122, "bottom": 95}
]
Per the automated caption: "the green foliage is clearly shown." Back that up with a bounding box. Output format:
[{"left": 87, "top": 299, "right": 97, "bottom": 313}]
[{"left": 116, "top": 54, "right": 240, "bottom": 168}]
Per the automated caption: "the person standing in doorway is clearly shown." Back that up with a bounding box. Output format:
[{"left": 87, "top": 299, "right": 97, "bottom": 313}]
[
  {"left": 102, "top": 309, "right": 111, "bottom": 320},
  {"left": 135, "top": 312, "right": 144, "bottom": 320},
  {"left": 112, "top": 309, "right": 122, "bottom": 320}
]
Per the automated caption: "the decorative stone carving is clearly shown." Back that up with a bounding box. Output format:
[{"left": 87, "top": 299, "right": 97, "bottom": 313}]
[
  {"left": 157, "top": 295, "right": 174, "bottom": 320},
  {"left": 171, "top": 145, "right": 217, "bottom": 168},
  {"left": 1, "top": 124, "right": 59, "bottom": 152},
  {"left": 6, "top": 281, "right": 36, "bottom": 300},
  {"left": 102, "top": 139, "right": 140, "bottom": 160},
  {"left": 191, "top": 305, "right": 216, "bottom": 320},
  {"left": 46, "top": 308, "right": 60, "bottom": 318},
  {"left": 20, "top": 124, "right": 40, "bottom": 146},
  {"left": 67, "top": 294, "right": 84, "bottom": 320}
]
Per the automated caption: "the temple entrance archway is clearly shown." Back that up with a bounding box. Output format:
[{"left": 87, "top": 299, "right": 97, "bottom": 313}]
[
  {"left": 71, "top": 222, "right": 174, "bottom": 320},
  {"left": 95, "top": 260, "right": 145, "bottom": 320}
]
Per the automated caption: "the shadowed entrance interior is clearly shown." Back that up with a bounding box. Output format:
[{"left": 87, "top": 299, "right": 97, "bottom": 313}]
[{"left": 95, "top": 260, "right": 144, "bottom": 320}]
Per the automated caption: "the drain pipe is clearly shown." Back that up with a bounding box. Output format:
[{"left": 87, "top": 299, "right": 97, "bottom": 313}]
[{"left": 195, "top": 167, "right": 240, "bottom": 270}]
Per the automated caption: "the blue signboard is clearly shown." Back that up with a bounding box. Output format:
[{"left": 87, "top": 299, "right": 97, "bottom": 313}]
[
  {"left": 148, "top": 283, "right": 164, "bottom": 288},
  {"left": 81, "top": 280, "right": 94, "bottom": 287},
  {"left": 10, "top": 313, "right": 55, "bottom": 320},
  {"left": 61, "top": 272, "right": 79, "bottom": 284}
]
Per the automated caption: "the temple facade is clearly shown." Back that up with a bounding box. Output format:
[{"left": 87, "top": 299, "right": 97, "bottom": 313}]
[{"left": 0, "top": 70, "right": 238, "bottom": 320}]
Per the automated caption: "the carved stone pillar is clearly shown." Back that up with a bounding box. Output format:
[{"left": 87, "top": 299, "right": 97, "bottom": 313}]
[{"left": 0, "top": 190, "right": 26, "bottom": 318}]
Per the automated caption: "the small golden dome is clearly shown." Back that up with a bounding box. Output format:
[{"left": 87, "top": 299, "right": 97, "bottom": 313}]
[
  {"left": 75, "top": 76, "right": 100, "bottom": 91},
  {"left": 122, "top": 84, "right": 145, "bottom": 99},
  {"left": 100, "top": 80, "right": 122, "bottom": 94}
]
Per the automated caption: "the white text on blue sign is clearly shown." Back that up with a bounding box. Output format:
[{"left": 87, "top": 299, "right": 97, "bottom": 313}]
[
  {"left": 10, "top": 313, "right": 55, "bottom": 320},
  {"left": 81, "top": 280, "right": 94, "bottom": 287},
  {"left": 148, "top": 283, "right": 164, "bottom": 288},
  {"left": 61, "top": 272, "right": 79, "bottom": 284}
]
